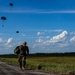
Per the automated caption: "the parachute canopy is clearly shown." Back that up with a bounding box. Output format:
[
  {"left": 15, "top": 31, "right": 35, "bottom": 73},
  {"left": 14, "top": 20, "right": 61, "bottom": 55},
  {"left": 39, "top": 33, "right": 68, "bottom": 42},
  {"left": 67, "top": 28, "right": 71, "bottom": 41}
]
[
  {"left": 9, "top": 3, "right": 14, "bottom": 11},
  {"left": 9, "top": 3, "right": 14, "bottom": 6},
  {"left": 1, "top": 16, "right": 6, "bottom": 20},
  {"left": 1, "top": 16, "right": 7, "bottom": 27},
  {"left": 16, "top": 31, "right": 19, "bottom": 33}
]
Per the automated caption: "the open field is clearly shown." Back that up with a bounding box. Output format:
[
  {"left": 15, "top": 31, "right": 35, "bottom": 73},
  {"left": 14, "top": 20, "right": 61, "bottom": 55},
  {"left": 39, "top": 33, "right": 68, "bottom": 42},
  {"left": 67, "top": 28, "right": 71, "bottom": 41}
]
[{"left": 0, "top": 54, "right": 75, "bottom": 75}]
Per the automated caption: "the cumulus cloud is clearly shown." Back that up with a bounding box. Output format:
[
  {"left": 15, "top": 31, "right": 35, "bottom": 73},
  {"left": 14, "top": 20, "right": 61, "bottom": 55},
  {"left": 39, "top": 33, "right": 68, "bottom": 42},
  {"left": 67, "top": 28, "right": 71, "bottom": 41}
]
[
  {"left": 42, "top": 31, "right": 68, "bottom": 46},
  {"left": 22, "top": 34, "right": 26, "bottom": 36},
  {"left": 70, "top": 36, "right": 75, "bottom": 43},
  {"left": 59, "top": 42, "right": 69, "bottom": 47},
  {"left": 37, "top": 32, "right": 44, "bottom": 36},
  {"left": 70, "top": 32, "right": 75, "bottom": 35},
  {"left": 46, "top": 36, "right": 50, "bottom": 39},
  {"left": 50, "top": 31, "right": 68, "bottom": 43},
  {"left": 0, "top": 38, "right": 3, "bottom": 43},
  {"left": 7, "top": 38, "right": 13, "bottom": 44},
  {"left": 36, "top": 38, "right": 43, "bottom": 43},
  {"left": 5, "top": 38, "right": 14, "bottom": 48}
]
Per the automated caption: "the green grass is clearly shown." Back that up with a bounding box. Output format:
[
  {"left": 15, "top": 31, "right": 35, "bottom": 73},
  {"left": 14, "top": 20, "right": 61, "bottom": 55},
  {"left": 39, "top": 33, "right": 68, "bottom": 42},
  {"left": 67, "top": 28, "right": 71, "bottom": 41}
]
[
  {"left": 0, "top": 56, "right": 75, "bottom": 73},
  {"left": 27, "top": 56, "right": 75, "bottom": 72}
]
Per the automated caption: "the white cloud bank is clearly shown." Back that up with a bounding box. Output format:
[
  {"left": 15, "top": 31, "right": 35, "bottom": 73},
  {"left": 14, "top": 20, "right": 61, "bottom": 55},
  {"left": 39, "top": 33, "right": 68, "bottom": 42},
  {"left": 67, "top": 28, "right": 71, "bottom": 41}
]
[
  {"left": 70, "top": 36, "right": 75, "bottom": 43},
  {"left": 70, "top": 32, "right": 75, "bottom": 35},
  {"left": 36, "top": 38, "right": 43, "bottom": 43},
  {"left": 6, "top": 38, "right": 13, "bottom": 44},
  {"left": 37, "top": 32, "right": 44, "bottom": 36},
  {"left": 50, "top": 31, "right": 68, "bottom": 43},
  {"left": 5, "top": 38, "right": 14, "bottom": 48},
  {"left": 0, "top": 30, "right": 75, "bottom": 54},
  {"left": 43, "top": 31, "right": 68, "bottom": 44},
  {"left": 0, "top": 38, "right": 3, "bottom": 43},
  {"left": 32, "top": 30, "right": 71, "bottom": 53}
]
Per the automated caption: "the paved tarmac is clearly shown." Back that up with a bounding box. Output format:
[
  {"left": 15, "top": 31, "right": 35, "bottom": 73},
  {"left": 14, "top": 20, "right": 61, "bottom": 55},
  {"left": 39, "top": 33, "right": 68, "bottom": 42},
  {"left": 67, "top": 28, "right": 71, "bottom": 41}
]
[{"left": 0, "top": 61, "right": 51, "bottom": 75}]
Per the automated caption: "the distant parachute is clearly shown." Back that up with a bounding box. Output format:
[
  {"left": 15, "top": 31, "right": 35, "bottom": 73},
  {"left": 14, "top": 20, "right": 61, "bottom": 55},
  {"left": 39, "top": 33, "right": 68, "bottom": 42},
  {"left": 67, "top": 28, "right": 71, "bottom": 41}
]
[
  {"left": 16, "top": 31, "right": 19, "bottom": 33},
  {"left": 1, "top": 16, "right": 7, "bottom": 27},
  {"left": 9, "top": 3, "right": 13, "bottom": 6},
  {"left": 2, "top": 25, "right": 4, "bottom": 27},
  {"left": 9, "top": 3, "right": 14, "bottom": 11},
  {"left": 1, "top": 16, "right": 6, "bottom": 20}
]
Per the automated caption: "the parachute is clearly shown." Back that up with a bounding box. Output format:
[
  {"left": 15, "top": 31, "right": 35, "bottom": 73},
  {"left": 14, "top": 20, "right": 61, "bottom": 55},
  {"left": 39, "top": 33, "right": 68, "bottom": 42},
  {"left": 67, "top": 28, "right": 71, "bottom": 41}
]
[
  {"left": 1, "top": 16, "right": 7, "bottom": 27},
  {"left": 1, "top": 16, "right": 6, "bottom": 20},
  {"left": 9, "top": 3, "right": 13, "bottom": 6},
  {"left": 9, "top": 3, "right": 14, "bottom": 11},
  {"left": 16, "top": 31, "right": 19, "bottom": 33}
]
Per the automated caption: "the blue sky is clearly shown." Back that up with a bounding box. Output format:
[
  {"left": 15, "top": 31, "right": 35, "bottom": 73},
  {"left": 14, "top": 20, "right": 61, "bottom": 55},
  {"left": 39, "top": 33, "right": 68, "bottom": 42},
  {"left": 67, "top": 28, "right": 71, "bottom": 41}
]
[{"left": 0, "top": 0, "right": 75, "bottom": 54}]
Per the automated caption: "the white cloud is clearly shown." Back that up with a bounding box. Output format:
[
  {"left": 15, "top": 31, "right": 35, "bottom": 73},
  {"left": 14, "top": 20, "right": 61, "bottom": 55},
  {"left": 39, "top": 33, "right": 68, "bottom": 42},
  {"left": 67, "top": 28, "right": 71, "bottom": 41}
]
[
  {"left": 36, "top": 38, "right": 43, "bottom": 43},
  {"left": 70, "top": 32, "right": 75, "bottom": 35},
  {"left": 70, "top": 36, "right": 75, "bottom": 43},
  {"left": 22, "top": 34, "right": 26, "bottom": 36},
  {"left": 59, "top": 42, "right": 69, "bottom": 47},
  {"left": 5, "top": 38, "right": 14, "bottom": 48},
  {"left": 7, "top": 38, "right": 13, "bottom": 44},
  {"left": 37, "top": 32, "right": 44, "bottom": 36},
  {"left": 43, "top": 40, "right": 51, "bottom": 46},
  {"left": 0, "top": 38, "right": 3, "bottom": 43},
  {"left": 41, "top": 31, "right": 68, "bottom": 46},
  {"left": 46, "top": 36, "right": 50, "bottom": 39},
  {"left": 50, "top": 31, "right": 68, "bottom": 43},
  {"left": 37, "top": 30, "right": 62, "bottom": 36}
]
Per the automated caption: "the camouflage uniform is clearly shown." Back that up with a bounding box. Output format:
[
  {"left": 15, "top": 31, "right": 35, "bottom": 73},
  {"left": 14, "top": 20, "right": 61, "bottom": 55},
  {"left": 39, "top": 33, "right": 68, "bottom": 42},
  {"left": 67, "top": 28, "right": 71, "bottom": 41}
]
[{"left": 18, "top": 45, "right": 29, "bottom": 69}]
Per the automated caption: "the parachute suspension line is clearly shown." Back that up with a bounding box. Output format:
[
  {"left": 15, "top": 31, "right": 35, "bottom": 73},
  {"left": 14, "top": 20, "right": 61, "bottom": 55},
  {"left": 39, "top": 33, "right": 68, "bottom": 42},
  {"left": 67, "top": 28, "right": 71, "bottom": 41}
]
[
  {"left": 9, "top": 3, "right": 14, "bottom": 11},
  {"left": 1, "top": 16, "right": 7, "bottom": 27}
]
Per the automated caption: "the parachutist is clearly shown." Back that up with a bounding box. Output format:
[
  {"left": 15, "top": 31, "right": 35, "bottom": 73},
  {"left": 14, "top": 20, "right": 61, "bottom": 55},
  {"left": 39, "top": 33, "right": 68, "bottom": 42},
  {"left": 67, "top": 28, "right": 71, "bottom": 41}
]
[
  {"left": 16, "top": 31, "right": 19, "bottom": 33},
  {"left": 1, "top": 16, "right": 6, "bottom": 20},
  {"left": 2, "top": 25, "right": 4, "bottom": 27},
  {"left": 9, "top": 3, "right": 13, "bottom": 6},
  {"left": 1, "top": 16, "right": 6, "bottom": 27},
  {"left": 9, "top": 3, "right": 14, "bottom": 11}
]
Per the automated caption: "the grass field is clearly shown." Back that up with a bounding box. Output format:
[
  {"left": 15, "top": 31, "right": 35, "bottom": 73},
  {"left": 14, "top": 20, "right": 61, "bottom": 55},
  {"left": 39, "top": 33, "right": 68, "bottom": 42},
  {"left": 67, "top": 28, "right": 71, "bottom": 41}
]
[{"left": 0, "top": 54, "right": 75, "bottom": 74}]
